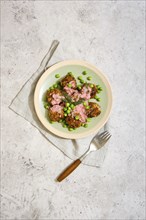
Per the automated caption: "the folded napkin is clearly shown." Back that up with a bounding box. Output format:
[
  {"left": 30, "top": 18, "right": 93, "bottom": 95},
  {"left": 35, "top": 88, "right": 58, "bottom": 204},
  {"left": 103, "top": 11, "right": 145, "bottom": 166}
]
[{"left": 9, "top": 40, "right": 109, "bottom": 167}]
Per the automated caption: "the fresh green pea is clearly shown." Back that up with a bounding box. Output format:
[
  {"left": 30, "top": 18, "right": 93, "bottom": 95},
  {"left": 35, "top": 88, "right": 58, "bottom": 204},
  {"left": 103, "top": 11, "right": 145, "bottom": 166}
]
[
  {"left": 87, "top": 118, "right": 91, "bottom": 122},
  {"left": 50, "top": 86, "right": 54, "bottom": 90},
  {"left": 77, "top": 85, "right": 82, "bottom": 90},
  {"left": 64, "top": 107, "right": 67, "bottom": 111},
  {"left": 82, "top": 71, "right": 87, "bottom": 75},
  {"left": 97, "top": 85, "right": 102, "bottom": 91},
  {"left": 87, "top": 76, "right": 92, "bottom": 81},
  {"left": 80, "top": 79, "right": 84, "bottom": 84},
  {"left": 69, "top": 128, "right": 74, "bottom": 131},
  {"left": 70, "top": 104, "right": 75, "bottom": 109},
  {"left": 68, "top": 83, "right": 72, "bottom": 88},
  {"left": 86, "top": 106, "right": 90, "bottom": 110},
  {"left": 68, "top": 72, "right": 73, "bottom": 76},
  {"left": 90, "top": 84, "right": 94, "bottom": 88},
  {"left": 55, "top": 74, "right": 60, "bottom": 78},
  {"left": 59, "top": 119, "right": 63, "bottom": 123},
  {"left": 53, "top": 84, "right": 58, "bottom": 88},
  {"left": 75, "top": 115, "right": 79, "bottom": 120},
  {"left": 98, "top": 87, "right": 102, "bottom": 91},
  {"left": 63, "top": 124, "right": 67, "bottom": 128},
  {"left": 96, "top": 97, "right": 101, "bottom": 102},
  {"left": 67, "top": 110, "right": 70, "bottom": 114},
  {"left": 68, "top": 107, "right": 71, "bottom": 110},
  {"left": 83, "top": 102, "right": 87, "bottom": 106},
  {"left": 78, "top": 76, "right": 82, "bottom": 80},
  {"left": 84, "top": 124, "right": 88, "bottom": 128},
  {"left": 66, "top": 103, "right": 70, "bottom": 107},
  {"left": 64, "top": 113, "right": 67, "bottom": 117},
  {"left": 44, "top": 103, "right": 49, "bottom": 109}
]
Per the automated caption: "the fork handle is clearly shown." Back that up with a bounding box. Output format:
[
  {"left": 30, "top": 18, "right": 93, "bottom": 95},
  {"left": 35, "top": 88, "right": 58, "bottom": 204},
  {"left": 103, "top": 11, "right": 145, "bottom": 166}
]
[{"left": 57, "top": 159, "right": 81, "bottom": 182}]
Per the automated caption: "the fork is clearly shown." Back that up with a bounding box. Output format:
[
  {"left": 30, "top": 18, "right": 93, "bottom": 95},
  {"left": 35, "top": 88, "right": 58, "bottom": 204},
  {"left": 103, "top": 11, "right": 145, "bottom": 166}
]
[{"left": 57, "top": 131, "right": 111, "bottom": 182}]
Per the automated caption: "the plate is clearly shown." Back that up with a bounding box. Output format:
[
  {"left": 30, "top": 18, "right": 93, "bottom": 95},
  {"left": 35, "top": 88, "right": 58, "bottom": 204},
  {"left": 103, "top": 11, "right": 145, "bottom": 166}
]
[{"left": 34, "top": 60, "right": 112, "bottom": 139}]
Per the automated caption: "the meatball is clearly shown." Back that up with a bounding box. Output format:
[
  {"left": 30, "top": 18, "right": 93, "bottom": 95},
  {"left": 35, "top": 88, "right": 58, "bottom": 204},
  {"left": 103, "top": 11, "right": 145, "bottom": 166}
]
[
  {"left": 61, "top": 73, "right": 77, "bottom": 88},
  {"left": 65, "top": 115, "right": 82, "bottom": 128},
  {"left": 46, "top": 88, "right": 63, "bottom": 105},
  {"left": 86, "top": 102, "right": 101, "bottom": 118},
  {"left": 81, "top": 83, "right": 97, "bottom": 100},
  {"left": 48, "top": 105, "right": 64, "bottom": 122}
]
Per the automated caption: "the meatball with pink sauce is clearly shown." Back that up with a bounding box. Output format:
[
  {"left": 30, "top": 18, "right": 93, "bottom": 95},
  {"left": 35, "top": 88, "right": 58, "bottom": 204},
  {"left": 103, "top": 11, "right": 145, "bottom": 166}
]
[
  {"left": 46, "top": 88, "right": 64, "bottom": 106},
  {"left": 61, "top": 73, "right": 77, "bottom": 88},
  {"left": 86, "top": 102, "right": 101, "bottom": 118},
  {"left": 48, "top": 105, "right": 64, "bottom": 122}
]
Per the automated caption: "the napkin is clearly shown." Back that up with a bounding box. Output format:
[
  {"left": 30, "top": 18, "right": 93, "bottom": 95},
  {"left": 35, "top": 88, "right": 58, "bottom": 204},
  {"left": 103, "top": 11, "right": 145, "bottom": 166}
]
[{"left": 9, "top": 40, "right": 109, "bottom": 167}]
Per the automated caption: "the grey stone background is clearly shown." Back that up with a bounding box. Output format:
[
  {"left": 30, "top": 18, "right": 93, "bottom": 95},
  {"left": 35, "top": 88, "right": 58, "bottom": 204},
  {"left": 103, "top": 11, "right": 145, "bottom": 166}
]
[{"left": 1, "top": 1, "right": 145, "bottom": 219}]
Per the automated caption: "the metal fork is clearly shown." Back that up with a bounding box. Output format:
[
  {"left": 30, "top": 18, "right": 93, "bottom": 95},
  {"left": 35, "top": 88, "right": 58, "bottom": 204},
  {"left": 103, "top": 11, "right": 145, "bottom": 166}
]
[{"left": 57, "top": 131, "right": 111, "bottom": 182}]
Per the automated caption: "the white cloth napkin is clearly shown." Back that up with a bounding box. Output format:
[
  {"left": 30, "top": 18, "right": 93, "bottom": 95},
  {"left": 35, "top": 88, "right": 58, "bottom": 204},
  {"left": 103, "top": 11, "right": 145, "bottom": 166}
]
[{"left": 9, "top": 40, "right": 109, "bottom": 167}]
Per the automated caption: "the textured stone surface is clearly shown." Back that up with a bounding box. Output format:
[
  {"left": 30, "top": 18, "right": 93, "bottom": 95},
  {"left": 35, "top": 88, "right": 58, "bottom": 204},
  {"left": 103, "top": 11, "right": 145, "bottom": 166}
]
[{"left": 1, "top": 1, "right": 145, "bottom": 219}]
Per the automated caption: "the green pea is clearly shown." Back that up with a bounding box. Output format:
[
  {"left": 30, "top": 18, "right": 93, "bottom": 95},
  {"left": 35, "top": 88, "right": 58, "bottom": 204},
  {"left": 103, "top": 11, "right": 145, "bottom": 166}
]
[
  {"left": 77, "top": 85, "right": 81, "bottom": 90},
  {"left": 80, "top": 79, "right": 84, "bottom": 84},
  {"left": 83, "top": 102, "right": 87, "bottom": 106},
  {"left": 90, "top": 84, "right": 94, "bottom": 88},
  {"left": 98, "top": 87, "right": 102, "bottom": 91},
  {"left": 78, "top": 76, "right": 82, "bottom": 80},
  {"left": 55, "top": 74, "right": 60, "bottom": 78},
  {"left": 97, "top": 85, "right": 102, "bottom": 91},
  {"left": 50, "top": 86, "right": 54, "bottom": 90},
  {"left": 68, "top": 83, "right": 72, "bottom": 88},
  {"left": 87, "top": 118, "right": 91, "bottom": 122},
  {"left": 66, "top": 103, "right": 70, "bottom": 107},
  {"left": 82, "top": 71, "right": 87, "bottom": 75},
  {"left": 53, "top": 84, "right": 58, "bottom": 88},
  {"left": 69, "top": 128, "right": 74, "bottom": 131},
  {"left": 68, "top": 107, "right": 71, "bottom": 110},
  {"left": 84, "top": 124, "right": 88, "bottom": 128},
  {"left": 64, "top": 107, "right": 67, "bottom": 111},
  {"left": 44, "top": 103, "right": 49, "bottom": 109},
  {"left": 75, "top": 115, "right": 79, "bottom": 120},
  {"left": 67, "top": 110, "right": 70, "bottom": 114},
  {"left": 96, "top": 97, "right": 101, "bottom": 102},
  {"left": 95, "top": 95, "right": 100, "bottom": 101},
  {"left": 64, "top": 113, "right": 67, "bottom": 117},
  {"left": 86, "top": 106, "right": 90, "bottom": 110},
  {"left": 63, "top": 124, "right": 67, "bottom": 128},
  {"left": 87, "top": 76, "right": 92, "bottom": 81},
  {"left": 59, "top": 119, "right": 63, "bottom": 123},
  {"left": 68, "top": 72, "right": 73, "bottom": 76},
  {"left": 70, "top": 104, "right": 75, "bottom": 109}
]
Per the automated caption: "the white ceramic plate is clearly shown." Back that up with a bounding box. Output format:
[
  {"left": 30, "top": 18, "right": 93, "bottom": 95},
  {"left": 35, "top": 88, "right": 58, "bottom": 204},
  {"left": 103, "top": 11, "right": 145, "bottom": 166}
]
[{"left": 34, "top": 60, "right": 112, "bottom": 139}]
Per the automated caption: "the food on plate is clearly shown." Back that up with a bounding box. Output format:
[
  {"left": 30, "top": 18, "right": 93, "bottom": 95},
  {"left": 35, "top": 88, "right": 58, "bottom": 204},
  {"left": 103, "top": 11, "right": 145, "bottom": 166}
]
[
  {"left": 46, "top": 88, "right": 64, "bottom": 105},
  {"left": 43, "top": 72, "right": 102, "bottom": 131},
  {"left": 86, "top": 102, "right": 101, "bottom": 118},
  {"left": 48, "top": 105, "right": 64, "bottom": 122},
  {"left": 60, "top": 73, "right": 77, "bottom": 88}
]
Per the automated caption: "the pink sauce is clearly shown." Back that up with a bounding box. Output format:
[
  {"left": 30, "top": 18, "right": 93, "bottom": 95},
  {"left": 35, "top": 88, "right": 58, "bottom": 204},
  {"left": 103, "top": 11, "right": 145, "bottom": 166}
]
[
  {"left": 70, "top": 80, "right": 76, "bottom": 88},
  {"left": 64, "top": 86, "right": 75, "bottom": 96},
  {"left": 64, "top": 81, "right": 76, "bottom": 96},
  {"left": 72, "top": 104, "right": 87, "bottom": 123},
  {"left": 50, "top": 105, "right": 63, "bottom": 113},
  {"left": 80, "top": 86, "right": 92, "bottom": 100},
  {"left": 72, "top": 90, "right": 81, "bottom": 101},
  {"left": 51, "top": 94, "right": 64, "bottom": 105}
]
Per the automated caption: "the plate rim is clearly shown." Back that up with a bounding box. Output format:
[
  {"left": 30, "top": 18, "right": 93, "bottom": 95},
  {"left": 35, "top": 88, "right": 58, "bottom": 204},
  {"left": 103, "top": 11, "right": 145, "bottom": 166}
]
[{"left": 34, "top": 59, "right": 112, "bottom": 139}]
